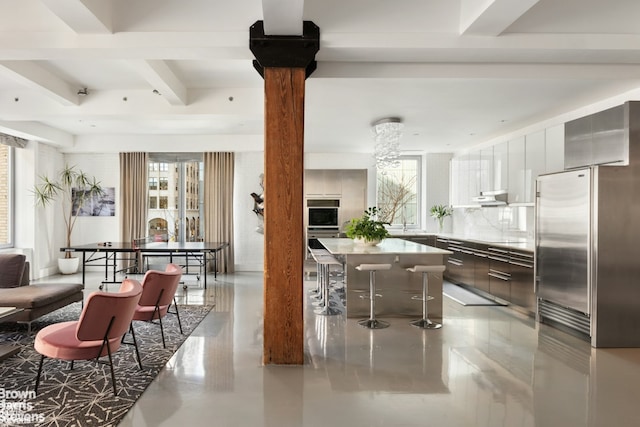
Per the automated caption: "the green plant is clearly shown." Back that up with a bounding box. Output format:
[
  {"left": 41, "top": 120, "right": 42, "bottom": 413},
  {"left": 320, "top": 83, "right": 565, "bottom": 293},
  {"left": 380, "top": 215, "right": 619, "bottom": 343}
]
[
  {"left": 345, "top": 207, "right": 391, "bottom": 242},
  {"left": 33, "top": 164, "right": 104, "bottom": 257},
  {"left": 430, "top": 204, "right": 453, "bottom": 231}
]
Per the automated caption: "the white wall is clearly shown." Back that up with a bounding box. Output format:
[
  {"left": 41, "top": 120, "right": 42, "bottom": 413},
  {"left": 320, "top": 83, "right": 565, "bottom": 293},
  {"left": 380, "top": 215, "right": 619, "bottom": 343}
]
[
  {"left": 64, "top": 153, "right": 121, "bottom": 246},
  {"left": 234, "top": 151, "right": 265, "bottom": 271},
  {"left": 425, "top": 153, "right": 453, "bottom": 232}
]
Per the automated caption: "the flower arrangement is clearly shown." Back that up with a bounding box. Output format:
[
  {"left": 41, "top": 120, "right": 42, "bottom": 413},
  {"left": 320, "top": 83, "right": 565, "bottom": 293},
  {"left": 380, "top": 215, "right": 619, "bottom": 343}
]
[
  {"left": 345, "top": 207, "right": 390, "bottom": 244},
  {"left": 430, "top": 204, "right": 453, "bottom": 232}
]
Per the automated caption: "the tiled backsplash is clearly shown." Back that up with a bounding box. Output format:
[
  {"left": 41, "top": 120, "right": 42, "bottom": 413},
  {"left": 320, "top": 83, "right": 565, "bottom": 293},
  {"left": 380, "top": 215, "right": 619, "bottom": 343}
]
[{"left": 451, "top": 205, "right": 534, "bottom": 241}]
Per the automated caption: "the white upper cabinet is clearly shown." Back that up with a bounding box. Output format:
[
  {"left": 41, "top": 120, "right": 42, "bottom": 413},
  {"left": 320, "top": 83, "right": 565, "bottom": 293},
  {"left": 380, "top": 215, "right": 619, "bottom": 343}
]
[
  {"left": 525, "top": 130, "right": 546, "bottom": 203},
  {"left": 450, "top": 154, "right": 474, "bottom": 206},
  {"left": 545, "top": 124, "right": 565, "bottom": 173},
  {"left": 451, "top": 124, "right": 564, "bottom": 206},
  {"left": 479, "top": 147, "right": 494, "bottom": 193},
  {"left": 493, "top": 142, "right": 508, "bottom": 193},
  {"left": 508, "top": 136, "right": 526, "bottom": 204},
  {"left": 468, "top": 150, "right": 480, "bottom": 200}
]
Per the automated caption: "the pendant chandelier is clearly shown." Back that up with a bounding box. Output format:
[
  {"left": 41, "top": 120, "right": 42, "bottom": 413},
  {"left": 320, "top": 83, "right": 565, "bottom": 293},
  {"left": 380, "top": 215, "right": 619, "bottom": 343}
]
[{"left": 372, "top": 117, "right": 403, "bottom": 170}]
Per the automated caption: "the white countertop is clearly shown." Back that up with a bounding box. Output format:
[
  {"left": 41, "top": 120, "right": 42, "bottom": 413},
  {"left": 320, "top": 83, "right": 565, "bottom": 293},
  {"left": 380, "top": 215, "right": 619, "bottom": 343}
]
[{"left": 318, "top": 238, "right": 452, "bottom": 255}]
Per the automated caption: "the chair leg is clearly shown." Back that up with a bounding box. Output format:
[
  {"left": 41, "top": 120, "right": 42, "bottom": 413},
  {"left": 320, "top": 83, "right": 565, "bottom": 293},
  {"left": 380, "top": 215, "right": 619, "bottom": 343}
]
[
  {"left": 158, "top": 315, "right": 166, "bottom": 348},
  {"left": 105, "top": 340, "right": 117, "bottom": 396},
  {"left": 69, "top": 360, "right": 74, "bottom": 370},
  {"left": 129, "top": 323, "right": 143, "bottom": 370},
  {"left": 35, "top": 355, "right": 45, "bottom": 394},
  {"left": 173, "top": 297, "right": 183, "bottom": 334}
]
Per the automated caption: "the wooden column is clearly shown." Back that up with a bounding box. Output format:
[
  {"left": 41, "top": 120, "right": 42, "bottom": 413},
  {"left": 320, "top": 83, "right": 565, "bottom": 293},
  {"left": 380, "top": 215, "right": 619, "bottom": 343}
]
[
  {"left": 263, "top": 67, "right": 305, "bottom": 364},
  {"left": 250, "top": 20, "right": 319, "bottom": 365}
]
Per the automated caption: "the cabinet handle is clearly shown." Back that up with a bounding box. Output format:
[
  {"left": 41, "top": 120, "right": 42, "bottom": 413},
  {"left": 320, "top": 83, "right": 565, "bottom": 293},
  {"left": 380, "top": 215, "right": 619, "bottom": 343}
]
[
  {"left": 510, "top": 251, "right": 533, "bottom": 259},
  {"left": 488, "top": 272, "right": 511, "bottom": 281},
  {"left": 447, "top": 259, "right": 463, "bottom": 266},
  {"left": 474, "top": 253, "right": 488, "bottom": 258},
  {"left": 510, "top": 261, "right": 533, "bottom": 268},
  {"left": 488, "top": 247, "right": 509, "bottom": 254},
  {"left": 449, "top": 240, "right": 463, "bottom": 245},
  {"left": 488, "top": 256, "right": 509, "bottom": 263}
]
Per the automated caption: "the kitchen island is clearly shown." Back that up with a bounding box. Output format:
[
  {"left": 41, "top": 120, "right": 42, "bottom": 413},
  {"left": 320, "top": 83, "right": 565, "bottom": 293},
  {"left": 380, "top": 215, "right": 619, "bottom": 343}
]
[{"left": 318, "top": 238, "right": 451, "bottom": 321}]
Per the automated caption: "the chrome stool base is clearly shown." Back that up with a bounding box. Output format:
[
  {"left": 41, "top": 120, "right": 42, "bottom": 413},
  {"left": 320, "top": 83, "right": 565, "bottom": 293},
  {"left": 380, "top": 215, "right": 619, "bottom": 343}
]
[
  {"left": 358, "top": 318, "right": 390, "bottom": 329},
  {"left": 315, "top": 306, "right": 342, "bottom": 316},
  {"left": 410, "top": 318, "right": 442, "bottom": 329}
]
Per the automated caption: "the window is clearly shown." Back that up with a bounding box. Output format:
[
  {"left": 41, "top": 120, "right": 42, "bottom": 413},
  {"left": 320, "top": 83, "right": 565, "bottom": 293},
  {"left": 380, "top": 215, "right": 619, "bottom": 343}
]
[
  {"left": 149, "top": 177, "right": 158, "bottom": 190},
  {"left": 376, "top": 156, "right": 421, "bottom": 228},
  {"left": 159, "top": 177, "right": 168, "bottom": 191},
  {"left": 0, "top": 144, "right": 12, "bottom": 248},
  {"left": 147, "top": 155, "right": 203, "bottom": 242},
  {"left": 149, "top": 162, "right": 159, "bottom": 171},
  {"left": 149, "top": 197, "right": 157, "bottom": 209},
  {"left": 159, "top": 196, "right": 168, "bottom": 209}
]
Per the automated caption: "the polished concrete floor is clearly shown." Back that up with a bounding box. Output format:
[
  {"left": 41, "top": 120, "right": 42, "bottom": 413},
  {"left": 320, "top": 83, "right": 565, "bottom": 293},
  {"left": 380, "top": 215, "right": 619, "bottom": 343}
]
[{"left": 39, "top": 270, "right": 640, "bottom": 426}]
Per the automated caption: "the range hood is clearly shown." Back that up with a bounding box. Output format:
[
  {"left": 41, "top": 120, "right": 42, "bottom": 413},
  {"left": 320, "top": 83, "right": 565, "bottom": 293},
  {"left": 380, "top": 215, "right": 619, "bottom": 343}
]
[{"left": 472, "top": 190, "right": 507, "bottom": 206}]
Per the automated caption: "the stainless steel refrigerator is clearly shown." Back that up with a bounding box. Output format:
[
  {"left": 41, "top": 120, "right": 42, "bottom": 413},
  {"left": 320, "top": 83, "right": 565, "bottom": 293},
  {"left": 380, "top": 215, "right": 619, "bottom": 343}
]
[
  {"left": 536, "top": 164, "right": 640, "bottom": 347},
  {"left": 536, "top": 168, "right": 591, "bottom": 336}
]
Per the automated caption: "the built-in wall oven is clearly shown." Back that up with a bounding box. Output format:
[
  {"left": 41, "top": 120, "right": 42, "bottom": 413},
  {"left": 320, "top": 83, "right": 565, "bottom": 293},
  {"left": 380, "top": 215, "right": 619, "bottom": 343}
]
[{"left": 307, "top": 199, "right": 340, "bottom": 249}]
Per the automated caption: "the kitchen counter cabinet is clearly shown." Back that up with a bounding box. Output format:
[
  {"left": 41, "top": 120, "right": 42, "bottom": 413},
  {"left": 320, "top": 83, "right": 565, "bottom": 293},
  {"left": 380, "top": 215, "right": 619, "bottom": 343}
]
[
  {"left": 488, "top": 247, "right": 511, "bottom": 302},
  {"left": 509, "top": 249, "right": 535, "bottom": 312},
  {"left": 319, "top": 238, "right": 450, "bottom": 320},
  {"left": 473, "top": 244, "right": 491, "bottom": 294}
]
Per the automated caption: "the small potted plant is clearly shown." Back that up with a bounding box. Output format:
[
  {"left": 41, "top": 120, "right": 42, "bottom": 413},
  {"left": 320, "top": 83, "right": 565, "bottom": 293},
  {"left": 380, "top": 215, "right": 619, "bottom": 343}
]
[
  {"left": 345, "top": 207, "right": 390, "bottom": 245},
  {"left": 430, "top": 204, "right": 453, "bottom": 233},
  {"left": 33, "top": 164, "right": 104, "bottom": 274}
]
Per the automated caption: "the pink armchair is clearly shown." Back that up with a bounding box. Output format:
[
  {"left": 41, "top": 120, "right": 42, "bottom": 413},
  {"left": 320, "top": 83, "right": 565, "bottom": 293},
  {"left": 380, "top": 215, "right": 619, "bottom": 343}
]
[
  {"left": 34, "top": 279, "right": 143, "bottom": 396},
  {"left": 132, "top": 263, "right": 183, "bottom": 348}
]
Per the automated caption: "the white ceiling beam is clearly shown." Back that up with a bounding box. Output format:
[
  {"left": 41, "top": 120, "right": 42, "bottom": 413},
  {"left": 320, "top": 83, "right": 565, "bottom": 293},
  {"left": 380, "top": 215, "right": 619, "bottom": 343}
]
[
  {"left": 313, "top": 62, "right": 640, "bottom": 80},
  {"left": 0, "top": 61, "right": 79, "bottom": 106},
  {"left": 0, "top": 121, "right": 74, "bottom": 147},
  {"left": 460, "top": 0, "right": 540, "bottom": 36},
  {"left": 40, "top": 0, "right": 112, "bottom": 34},
  {"left": 261, "top": 0, "right": 304, "bottom": 35},
  {"left": 128, "top": 60, "right": 188, "bottom": 106}
]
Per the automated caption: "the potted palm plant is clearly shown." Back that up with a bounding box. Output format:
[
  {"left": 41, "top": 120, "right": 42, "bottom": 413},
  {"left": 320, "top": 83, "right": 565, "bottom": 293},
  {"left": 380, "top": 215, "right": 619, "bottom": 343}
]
[
  {"left": 345, "top": 207, "right": 390, "bottom": 245},
  {"left": 33, "top": 164, "right": 104, "bottom": 274}
]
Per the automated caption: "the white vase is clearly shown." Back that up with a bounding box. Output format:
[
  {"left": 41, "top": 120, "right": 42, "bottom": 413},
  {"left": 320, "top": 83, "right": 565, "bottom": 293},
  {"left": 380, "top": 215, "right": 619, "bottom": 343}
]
[
  {"left": 353, "top": 237, "right": 381, "bottom": 246},
  {"left": 58, "top": 257, "right": 80, "bottom": 275}
]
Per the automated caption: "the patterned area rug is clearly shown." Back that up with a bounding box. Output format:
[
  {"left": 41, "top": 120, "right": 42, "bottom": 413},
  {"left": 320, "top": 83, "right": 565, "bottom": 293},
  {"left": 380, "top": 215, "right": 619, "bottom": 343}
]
[{"left": 0, "top": 301, "right": 214, "bottom": 427}]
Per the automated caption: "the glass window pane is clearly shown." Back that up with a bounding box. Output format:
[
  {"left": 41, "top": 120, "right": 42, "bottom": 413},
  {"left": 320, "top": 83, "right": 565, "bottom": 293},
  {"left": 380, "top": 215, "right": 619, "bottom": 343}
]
[
  {"left": 147, "top": 156, "right": 203, "bottom": 242},
  {"left": 159, "top": 196, "right": 168, "bottom": 209},
  {"left": 376, "top": 156, "right": 420, "bottom": 227}
]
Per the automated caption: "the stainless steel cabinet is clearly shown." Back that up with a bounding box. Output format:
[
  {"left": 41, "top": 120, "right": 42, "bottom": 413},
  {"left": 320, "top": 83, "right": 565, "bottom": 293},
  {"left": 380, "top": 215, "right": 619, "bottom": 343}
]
[
  {"left": 473, "top": 244, "right": 490, "bottom": 293},
  {"left": 488, "top": 246, "right": 511, "bottom": 302},
  {"left": 445, "top": 239, "right": 465, "bottom": 284},
  {"left": 509, "top": 249, "right": 535, "bottom": 312}
]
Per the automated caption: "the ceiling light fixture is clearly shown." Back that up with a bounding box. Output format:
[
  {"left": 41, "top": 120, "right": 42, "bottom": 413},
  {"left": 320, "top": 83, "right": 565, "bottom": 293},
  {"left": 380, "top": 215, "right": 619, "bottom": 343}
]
[
  {"left": 77, "top": 88, "right": 89, "bottom": 96},
  {"left": 372, "top": 117, "right": 403, "bottom": 170}
]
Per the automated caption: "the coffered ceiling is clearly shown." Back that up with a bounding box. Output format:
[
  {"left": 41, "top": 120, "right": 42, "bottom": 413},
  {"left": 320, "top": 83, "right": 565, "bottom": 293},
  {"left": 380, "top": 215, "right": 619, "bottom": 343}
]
[{"left": 1, "top": 0, "right": 640, "bottom": 154}]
